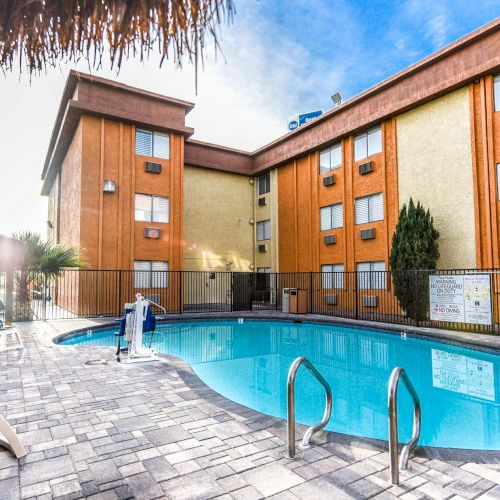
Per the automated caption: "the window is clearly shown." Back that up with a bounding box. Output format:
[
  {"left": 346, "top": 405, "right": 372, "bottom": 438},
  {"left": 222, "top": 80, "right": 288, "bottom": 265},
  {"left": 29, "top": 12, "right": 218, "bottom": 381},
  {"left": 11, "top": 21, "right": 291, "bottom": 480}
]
[
  {"left": 257, "top": 172, "right": 271, "bottom": 195},
  {"left": 135, "top": 129, "right": 170, "bottom": 159},
  {"left": 134, "top": 261, "right": 169, "bottom": 288},
  {"left": 355, "top": 193, "right": 384, "bottom": 224},
  {"left": 356, "top": 261, "right": 385, "bottom": 289},
  {"left": 321, "top": 264, "right": 344, "bottom": 289},
  {"left": 320, "top": 203, "right": 343, "bottom": 231},
  {"left": 135, "top": 194, "right": 169, "bottom": 223},
  {"left": 257, "top": 220, "right": 271, "bottom": 241},
  {"left": 495, "top": 75, "right": 500, "bottom": 112},
  {"left": 354, "top": 125, "right": 382, "bottom": 161},
  {"left": 319, "top": 143, "right": 342, "bottom": 173}
]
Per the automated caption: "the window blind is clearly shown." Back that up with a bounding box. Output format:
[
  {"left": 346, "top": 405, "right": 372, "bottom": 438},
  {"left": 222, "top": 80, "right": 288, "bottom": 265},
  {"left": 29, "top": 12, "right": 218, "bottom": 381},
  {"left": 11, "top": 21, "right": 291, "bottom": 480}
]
[
  {"left": 153, "top": 132, "right": 169, "bottom": 159},
  {"left": 356, "top": 261, "right": 385, "bottom": 289},
  {"left": 354, "top": 125, "right": 382, "bottom": 161},
  {"left": 134, "top": 260, "right": 151, "bottom": 288},
  {"left": 369, "top": 192, "right": 384, "bottom": 222},
  {"left": 152, "top": 196, "right": 169, "bottom": 223},
  {"left": 320, "top": 204, "right": 343, "bottom": 230},
  {"left": 258, "top": 173, "right": 270, "bottom": 195},
  {"left": 355, "top": 197, "right": 369, "bottom": 224},
  {"left": 257, "top": 220, "right": 270, "bottom": 241},
  {"left": 151, "top": 261, "right": 169, "bottom": 288},
  {"left": 367, "top": 126, "right": 382, "bottom": 157},
  {"left": 136, "top": 129, "right": 153, "bottom": 156},
  {"left": 321, "top": 264, "right": 344, "bottom": 289},
  {"left": 135, "top": 194, "right": 152, "bottom": 222},
  {"left": 319, "top": 143, "right": 342, "bottom": 173},
  {"left": 355, "top": 193, "right": 383, "bottom": 224}
]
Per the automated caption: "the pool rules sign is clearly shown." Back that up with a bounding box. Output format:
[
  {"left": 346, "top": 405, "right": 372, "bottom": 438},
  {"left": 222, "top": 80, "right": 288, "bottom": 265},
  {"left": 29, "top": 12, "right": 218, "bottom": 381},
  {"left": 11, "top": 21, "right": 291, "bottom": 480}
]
[{"left": 429, "top": 274, "right": 492, "bottom": 325}]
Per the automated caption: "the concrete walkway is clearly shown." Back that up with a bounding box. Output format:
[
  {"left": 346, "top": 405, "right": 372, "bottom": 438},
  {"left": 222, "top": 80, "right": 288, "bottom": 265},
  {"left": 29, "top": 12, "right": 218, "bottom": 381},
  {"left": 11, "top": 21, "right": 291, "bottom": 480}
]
[{"left": 1, "top": 319, "right": 500, "bottom": 499}]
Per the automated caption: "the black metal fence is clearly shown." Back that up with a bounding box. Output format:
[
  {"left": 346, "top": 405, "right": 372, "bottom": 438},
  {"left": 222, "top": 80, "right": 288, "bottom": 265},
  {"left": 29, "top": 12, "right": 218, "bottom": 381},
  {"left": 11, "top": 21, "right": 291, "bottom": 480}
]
[{"left": 11, "top": 268, "right": 500, "bottom": 334}]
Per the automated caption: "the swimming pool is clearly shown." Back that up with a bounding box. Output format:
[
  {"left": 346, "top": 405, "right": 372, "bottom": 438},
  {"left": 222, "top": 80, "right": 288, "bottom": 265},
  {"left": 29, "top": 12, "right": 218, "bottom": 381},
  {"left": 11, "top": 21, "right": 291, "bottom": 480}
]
[{"left": 59, "top": 320, "right": 500, "bottom": 450}]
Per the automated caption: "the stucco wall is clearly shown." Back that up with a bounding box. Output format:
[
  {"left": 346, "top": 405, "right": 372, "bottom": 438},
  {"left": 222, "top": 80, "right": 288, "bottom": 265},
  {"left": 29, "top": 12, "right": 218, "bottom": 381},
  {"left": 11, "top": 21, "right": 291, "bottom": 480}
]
[
  {"left": 183, "top": 166, "right": 254, "bottom": 271},
  {"left": 254, "top": 169, "right": 279, "bottom": 271},
  {"left": 397, "top": 87, "right": 475, "bottom": 268},
  {"left": 58, "top": 122, "right": 82, "bottom": 251}
]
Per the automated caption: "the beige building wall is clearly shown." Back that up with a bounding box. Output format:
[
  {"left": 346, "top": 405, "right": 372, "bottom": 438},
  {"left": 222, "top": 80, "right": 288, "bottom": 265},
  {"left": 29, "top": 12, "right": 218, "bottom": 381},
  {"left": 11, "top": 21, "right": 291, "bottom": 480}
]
[
  {"left": 183, "top": 165, "right": 254, "bottom": 272},
  {"left": 397, "top": 87, "right": 475, "bottom": 268},
  {"left": 254, "top": 169, "right": 279, "bottom": 271}
]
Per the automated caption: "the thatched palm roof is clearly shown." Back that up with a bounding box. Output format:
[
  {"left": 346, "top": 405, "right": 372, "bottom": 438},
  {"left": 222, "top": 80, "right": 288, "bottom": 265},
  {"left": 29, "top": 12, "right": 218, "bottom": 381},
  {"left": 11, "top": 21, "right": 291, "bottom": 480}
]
[{"left": 0, "top": 1, "right": 234, "bottom": 86}]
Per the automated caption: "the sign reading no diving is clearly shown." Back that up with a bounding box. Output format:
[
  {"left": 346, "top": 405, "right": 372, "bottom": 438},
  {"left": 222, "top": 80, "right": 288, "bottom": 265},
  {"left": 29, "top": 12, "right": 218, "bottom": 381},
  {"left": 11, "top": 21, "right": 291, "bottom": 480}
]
[{"left": 429, "top": 274, "right": 492, "bottom": 325}]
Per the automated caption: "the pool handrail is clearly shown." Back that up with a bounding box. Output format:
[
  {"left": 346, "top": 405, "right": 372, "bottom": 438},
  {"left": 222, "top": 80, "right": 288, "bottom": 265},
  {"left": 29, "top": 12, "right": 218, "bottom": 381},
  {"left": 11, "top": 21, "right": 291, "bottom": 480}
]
[
  {"left": 388, "top": 366, "right": 422, "bottom": 485},
  {"left": 287, "top": 356, "right": 333, "bottom": 458}
]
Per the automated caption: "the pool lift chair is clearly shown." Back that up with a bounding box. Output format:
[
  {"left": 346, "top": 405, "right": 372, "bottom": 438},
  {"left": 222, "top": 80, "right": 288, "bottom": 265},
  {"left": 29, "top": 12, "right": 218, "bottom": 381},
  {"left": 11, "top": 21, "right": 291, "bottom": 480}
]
[{"left": 115, "top": 293, "right": 165, "bottom": 363}]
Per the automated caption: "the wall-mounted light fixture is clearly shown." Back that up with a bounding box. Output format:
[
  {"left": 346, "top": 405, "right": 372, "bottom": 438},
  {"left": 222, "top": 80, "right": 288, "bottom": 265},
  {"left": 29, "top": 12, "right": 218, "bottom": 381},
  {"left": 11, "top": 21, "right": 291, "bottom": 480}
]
[
  {"left": 47, "top": 220, "right": 54, "bottom": 229},
  {"left": 103, "top": 180, "right": 116, "bottom": 193},
  {"left": 249, "top": 178, "right": 254, "bottom": 185},
  {"left": 249, "top": 218, "right": 255, "bottom": 225}
]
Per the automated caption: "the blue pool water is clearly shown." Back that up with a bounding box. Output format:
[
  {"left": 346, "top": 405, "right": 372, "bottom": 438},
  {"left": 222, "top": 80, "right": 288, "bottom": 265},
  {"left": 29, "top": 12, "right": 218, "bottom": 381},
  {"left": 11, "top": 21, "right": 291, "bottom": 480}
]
[{"left": 60, "top": 320, "right": 500, "bottom": 450}]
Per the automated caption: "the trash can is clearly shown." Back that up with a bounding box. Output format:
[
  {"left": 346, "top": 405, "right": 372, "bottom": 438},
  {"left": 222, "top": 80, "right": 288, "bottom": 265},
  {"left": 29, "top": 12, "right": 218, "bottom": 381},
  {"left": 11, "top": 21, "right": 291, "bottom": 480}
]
[
  {"left": 289, "top": 288, "right": 308, "bottom": 314},
  {"left": 282, "top": 288, "right": 290, "bottom": 313}
]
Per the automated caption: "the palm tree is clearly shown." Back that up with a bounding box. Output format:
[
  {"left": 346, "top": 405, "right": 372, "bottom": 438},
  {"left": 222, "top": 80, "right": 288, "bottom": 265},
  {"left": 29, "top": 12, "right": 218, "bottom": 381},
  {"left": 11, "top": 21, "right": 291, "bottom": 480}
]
[
  {"left": 12, "top": 232, "right": 83, "bottom": 320},
  {"left": 0, "top": 1, "right": 234, "bottom": 90}
]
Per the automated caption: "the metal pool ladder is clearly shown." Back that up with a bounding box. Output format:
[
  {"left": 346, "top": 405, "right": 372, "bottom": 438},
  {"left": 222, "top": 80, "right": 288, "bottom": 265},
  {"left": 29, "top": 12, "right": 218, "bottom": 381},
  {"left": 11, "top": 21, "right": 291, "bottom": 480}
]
[
  {"left": 287, "top": 356, "right": 332, "bottom": 458},
  {"left": 388, "top": 367, "right": 422, "bottom": 485}
]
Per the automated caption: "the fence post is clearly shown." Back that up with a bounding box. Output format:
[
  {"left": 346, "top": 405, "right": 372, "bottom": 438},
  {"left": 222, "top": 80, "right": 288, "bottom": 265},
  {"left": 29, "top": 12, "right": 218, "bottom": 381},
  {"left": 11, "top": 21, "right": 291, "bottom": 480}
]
[
  {"left": 178, "top": 271, "right": 183, "bottom": 314},
  {"left": 275, "top": 273, "right": 278, "bottom": 311},
  {"left": 354, "top": 271, "right": 359, "bottom": 320},
  {"left": 43, "top": 273, "right": 48, "bottom": 321},
  {"left": 414, "top": 270, "right": 420, "bottom": 328},
  {"left": 309, "top": 272, "right": 312, "bottom": 314}
]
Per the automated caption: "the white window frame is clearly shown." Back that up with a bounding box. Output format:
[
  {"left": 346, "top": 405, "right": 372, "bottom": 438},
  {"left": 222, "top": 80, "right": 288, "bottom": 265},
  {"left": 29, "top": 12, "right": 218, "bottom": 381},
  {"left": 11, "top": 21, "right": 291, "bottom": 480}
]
[
  {"left": 321, "top": 264, "right": 344, "bottom": 289},
  {"left": 135, "top": 128, "right": 170, "bottom": 159},
  {"left": 354, "top": 125, "right": 382, "bottom": 162},
  {"left": 257, "top": 172, "right": 271, "bottom": 195},
  {"left": 134, "top": 261, "right": 169, "bottom": 289},
  {"left": 495, "top": 75, "right": 500, "bottom": 112},
  {"left": 319, "top": 142, "right": 342, "bottom": 174},
  {"left": 134, "top": 193, "right": 170, "bottom": 223},
  {"left": 356, "top": 261, "right": 386, "bottom": 290},
  {"left": 257, "top": 220, "right": 271, "bottom": 241},
  {"left": 320, "top": 203, "right": 343, "bottom": 231},
  {"left": 355, "top": 193, "right": 384, "bottom": 225}
]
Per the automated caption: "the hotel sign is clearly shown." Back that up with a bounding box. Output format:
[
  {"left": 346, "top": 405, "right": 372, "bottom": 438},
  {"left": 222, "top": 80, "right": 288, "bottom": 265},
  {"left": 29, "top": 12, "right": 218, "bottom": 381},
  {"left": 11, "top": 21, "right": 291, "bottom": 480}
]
[
  {"left": 287, "top": 110, "right": 323, "bottom": 131},
  {"left": 429, "top": 274, "right": 492, "bottom": 325}
]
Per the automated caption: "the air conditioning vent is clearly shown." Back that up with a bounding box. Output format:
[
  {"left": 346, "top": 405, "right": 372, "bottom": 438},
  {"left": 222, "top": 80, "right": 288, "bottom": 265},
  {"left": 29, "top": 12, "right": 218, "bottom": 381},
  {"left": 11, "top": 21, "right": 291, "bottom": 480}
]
[
  {"left": 323, "top": 175, "right": 336, "bottom": 186},
  {"left": 145, "top": 161, "right": 162, "bottom": 174},
  {"left": 360, "top": 228, "right": 375, "bottom": 240},
  {"left": 359, "top": 161, "right": 373, "bottom": 175},
  {"left": 362, "top": 295, "right": 378, "bottom": 307},
  {"left": 144, "top": 227, "right": 161, "bottom": 239},
  {"left": 324, "top": 234, "right": 336, "bottom": 245},
  {"left": 326, "top": 294, "right": 337, "bottom": 305},
  {"left": 258, "top": 244, "right": 268, "bottom": 253},
  {"left": 258, "top": 197, "right": 267, "bottom": 206}
]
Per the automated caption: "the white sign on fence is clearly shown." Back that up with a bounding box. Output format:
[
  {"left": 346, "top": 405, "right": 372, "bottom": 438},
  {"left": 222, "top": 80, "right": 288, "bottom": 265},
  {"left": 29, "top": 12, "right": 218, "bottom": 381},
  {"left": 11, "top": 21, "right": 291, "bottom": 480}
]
[
  {"left": 431, "top": 349, "right": 495, "bottom": 401},
  {"left": 429, "top": 274, "right": 492, "bottom": 325}
]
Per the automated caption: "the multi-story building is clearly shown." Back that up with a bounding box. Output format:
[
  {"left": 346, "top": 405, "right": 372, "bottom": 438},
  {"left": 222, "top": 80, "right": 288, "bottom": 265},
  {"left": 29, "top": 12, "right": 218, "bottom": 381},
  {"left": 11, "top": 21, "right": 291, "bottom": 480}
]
[{"left": 43, "top": 19, "right": 500, "bottom": 284}]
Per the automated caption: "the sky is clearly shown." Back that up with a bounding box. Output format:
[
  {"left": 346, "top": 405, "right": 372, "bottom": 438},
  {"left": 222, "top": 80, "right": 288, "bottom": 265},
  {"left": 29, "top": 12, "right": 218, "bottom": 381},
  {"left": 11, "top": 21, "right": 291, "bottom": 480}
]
[{"left": 0, "top": 0, "right": 498, "bottom": 239}]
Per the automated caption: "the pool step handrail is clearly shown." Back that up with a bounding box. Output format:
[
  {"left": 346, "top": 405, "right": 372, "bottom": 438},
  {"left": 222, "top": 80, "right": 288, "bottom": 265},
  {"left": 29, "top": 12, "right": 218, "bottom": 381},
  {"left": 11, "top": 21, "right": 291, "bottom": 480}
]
[
  {"left": 287, "top": 356, "right": 332, "bottom": 458},
  {"left": 388, "top": 367, "right": 422, "bottom": 485}
]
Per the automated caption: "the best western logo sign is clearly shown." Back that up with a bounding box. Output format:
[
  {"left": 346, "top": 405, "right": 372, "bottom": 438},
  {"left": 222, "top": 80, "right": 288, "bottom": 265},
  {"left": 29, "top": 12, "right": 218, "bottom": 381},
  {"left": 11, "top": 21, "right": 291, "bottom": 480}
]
[{"left": 288, "top": 110, "right": 322, "bottom": 131}]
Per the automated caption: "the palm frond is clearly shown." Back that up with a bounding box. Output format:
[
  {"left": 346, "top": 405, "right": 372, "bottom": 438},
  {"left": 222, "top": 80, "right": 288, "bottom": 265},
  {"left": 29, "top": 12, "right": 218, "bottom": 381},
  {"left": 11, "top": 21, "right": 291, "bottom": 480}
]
[{"left": 0, "top": 0, "right": 235, "bottom": 85}]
